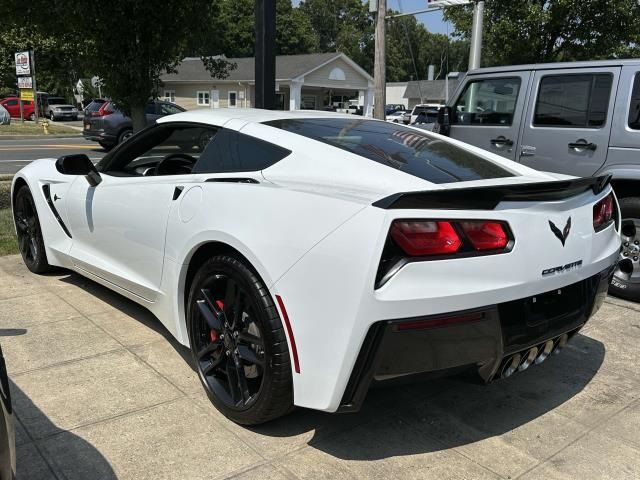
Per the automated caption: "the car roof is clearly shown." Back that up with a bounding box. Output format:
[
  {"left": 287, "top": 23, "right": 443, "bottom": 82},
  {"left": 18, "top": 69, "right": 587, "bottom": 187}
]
[
  {"left": 157, "top": 108, "right": 356, "bottom": 127},
  {"left": 468, "top": 58, "right": 640, "bottom": 75}
]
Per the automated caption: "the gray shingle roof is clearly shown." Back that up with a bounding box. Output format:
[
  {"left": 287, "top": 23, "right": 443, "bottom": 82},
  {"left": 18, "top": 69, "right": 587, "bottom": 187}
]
[
  {"left": 404, "top": 79, "right": 460, "bottom": 100},
  {"left": 162, "top": 53, "right": 345, "bottom": 82}
]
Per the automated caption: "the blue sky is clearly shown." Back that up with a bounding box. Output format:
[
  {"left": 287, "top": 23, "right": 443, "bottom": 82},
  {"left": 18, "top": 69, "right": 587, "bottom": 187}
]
[{"left": 386, "top": 0, "right": 453, "bottom": 35}]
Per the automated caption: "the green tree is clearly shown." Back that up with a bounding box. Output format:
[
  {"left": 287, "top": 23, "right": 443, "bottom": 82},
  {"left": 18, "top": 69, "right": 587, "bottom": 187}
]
[{"left": 445, "top": 0, "right": 640, "bottom": 67}]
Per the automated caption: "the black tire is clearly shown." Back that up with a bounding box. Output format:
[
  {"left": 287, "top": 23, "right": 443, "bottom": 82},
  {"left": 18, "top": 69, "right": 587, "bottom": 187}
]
[
  {"left": 118, "top": 129, "right": 132, "bottom": 144},
  {"left": 13, "top": 186, "right": 51, "bottom": 274},
  {"left": 609, "top": 197, "right": 640, "bottom": 302},
  {"left": 48, "top": 112, "right": 55, "bottom": 121},
  {"left": 187, "top": 255, "right": 293, "bottom": 425},
  {"left": 98, "top": 141, "right": 114, "bottom": 152},
  {"left": 29, "top": 113, "right": 36, "bottom": 121}
]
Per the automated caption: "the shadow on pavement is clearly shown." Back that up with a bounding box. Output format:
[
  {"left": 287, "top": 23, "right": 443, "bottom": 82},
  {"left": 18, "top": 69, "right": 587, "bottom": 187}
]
[
  {"left": 54, "top": 270, "right": 604, "bottom": 462},
  {"left": 11, "top": 380, "right": 117, "bottom": 479}
]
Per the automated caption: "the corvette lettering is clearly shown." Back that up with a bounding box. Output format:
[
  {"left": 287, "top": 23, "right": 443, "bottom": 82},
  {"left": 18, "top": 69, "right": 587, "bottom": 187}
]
[{"left": 542, "top": 260, "right": 583, "bottom": 277}]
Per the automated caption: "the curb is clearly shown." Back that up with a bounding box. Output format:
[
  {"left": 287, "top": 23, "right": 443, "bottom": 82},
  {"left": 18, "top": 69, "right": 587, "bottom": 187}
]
[{"left": 0, "top": 134, "right": 82, "bottom": 140}]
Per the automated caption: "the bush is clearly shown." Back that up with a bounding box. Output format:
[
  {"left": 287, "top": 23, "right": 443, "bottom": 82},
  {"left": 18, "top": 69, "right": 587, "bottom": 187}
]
[{"left": 0, "top": 181, "right": 10, "bottom": 210}]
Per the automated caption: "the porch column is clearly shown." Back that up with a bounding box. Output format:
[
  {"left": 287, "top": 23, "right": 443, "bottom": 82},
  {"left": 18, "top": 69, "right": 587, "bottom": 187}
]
[
  {"left": 289, "top": 80, "right": 302, "bottom": 111},
  {"left": 364, "top": 86, "right": 374, "bottom": 117}
]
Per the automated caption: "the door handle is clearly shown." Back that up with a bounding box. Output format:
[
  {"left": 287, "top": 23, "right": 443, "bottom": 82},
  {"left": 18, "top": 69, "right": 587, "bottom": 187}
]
[
  {"left": 490, "top": 136, "right": 514, "bottom": 147},
  {"left": 568, "top": 139, "right": 597, "bottom": 151}
]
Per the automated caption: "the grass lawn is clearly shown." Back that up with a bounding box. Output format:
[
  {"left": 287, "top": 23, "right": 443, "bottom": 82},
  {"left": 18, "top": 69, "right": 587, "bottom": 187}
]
[
  {"left": 0, "top": 122, "right": 79, "bottom": 136},
  {"left": 0, "top": 180, "right": 17, "bottom": 256}
]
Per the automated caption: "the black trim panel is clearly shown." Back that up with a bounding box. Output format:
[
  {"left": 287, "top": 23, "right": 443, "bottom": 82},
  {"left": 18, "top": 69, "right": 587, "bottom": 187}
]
[
  {"left": 42, "top": 184, "right": 72, "bottom": 238},
  {"left": 373, "top": 175, "right": 612, "bottom": 210},
  {"left": 205, "top": 178, "right": 259, "bottom": 184}
]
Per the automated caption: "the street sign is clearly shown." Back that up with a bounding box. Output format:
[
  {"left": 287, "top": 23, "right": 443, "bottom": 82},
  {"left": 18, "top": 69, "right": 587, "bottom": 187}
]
[
  {"left": 20, "top": 89, "right": 34, "bottom": 101},
  {"left": 15, "top": 51, "right": 31, "bottom": 76},
  {"left": 17, "top": 76, "right": 33, "bottom": 89},
  {"left": 369, "top": 0, "right": 378, "bottom": 13}
]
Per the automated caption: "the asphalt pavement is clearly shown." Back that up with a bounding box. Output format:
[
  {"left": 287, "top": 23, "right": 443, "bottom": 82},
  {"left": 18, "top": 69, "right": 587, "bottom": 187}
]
[{"left": 0, "top": 136, "right": 106, "bottom": 174}]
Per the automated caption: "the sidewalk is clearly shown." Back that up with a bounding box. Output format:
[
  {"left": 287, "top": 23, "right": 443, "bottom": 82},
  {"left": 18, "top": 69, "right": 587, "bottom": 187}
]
[{"left": 1, "top": 254, "right": 638, "bottom": 479}]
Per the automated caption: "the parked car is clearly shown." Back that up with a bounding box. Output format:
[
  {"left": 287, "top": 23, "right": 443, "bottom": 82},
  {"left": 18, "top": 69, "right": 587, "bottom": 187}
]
[
  {"left": 385, "top": 104, "right": 406, "bottom": 116},
  {"left": 83, "top": 98, "right": 107, "bottom": 118},
  {"left": 385, "top": 110, "right": 407, "bottom": 123},
  {"left": 436, "top": 59, "right": 640, "bottom": 302},
  {"left": 12, "top": 110, "right": 619, "bottom": 424},
  {"left": 0, "top": 98, "right": 36, "bottom": 121},
  {"left": 0, "top": 105, "right": 10, "bottom": 125},
  {"left": 83, "top": 100, "right": 185, "bottom": 151},
  {"left": 0, "top": 344, "right": 16, "bottom": 480},
  {"left": 44, "top": 96, "right": 78, "bottom": 121},
  {"left": 410, "top": 104, "right": 442, "bottom": 125}
]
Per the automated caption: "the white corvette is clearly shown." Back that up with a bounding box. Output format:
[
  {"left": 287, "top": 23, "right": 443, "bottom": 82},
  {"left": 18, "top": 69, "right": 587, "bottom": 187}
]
[{"left": 12, "top": 109, "right": 620, "bottom": 424}]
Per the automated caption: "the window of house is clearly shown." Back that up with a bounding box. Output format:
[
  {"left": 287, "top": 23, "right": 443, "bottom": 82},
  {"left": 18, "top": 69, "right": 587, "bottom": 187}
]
[
  {"left": 228, "top": 91, "right": 237, "bottom": 108},
  {"left": 163, "top": 90, "right": 175, "bottom": 103},
  {"left": 452, "top": 77, "right": 521, "bottom": 126},
  {"left": 197, "top": 91, "right": 210, "bottom": 106},
  {"left": 628, "top": 73, "right": 640, "bottom": 130},
  {"left": 534, "top": 73, "right": 613, "bottom": 128}
]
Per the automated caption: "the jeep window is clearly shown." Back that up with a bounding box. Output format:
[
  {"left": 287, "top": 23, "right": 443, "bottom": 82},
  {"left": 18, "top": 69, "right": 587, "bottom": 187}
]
[
  {"left": 452, "top": 78, "right": 521, "bottom": 126},
  {"left": 628, "top": 73, "right": 640, "bottom": 130},
  {"left": 266, "top": 118, "right": 515, "bottom": 184},
  {"left": 534, "top": 73, "right": 613, "bottom": 128}
]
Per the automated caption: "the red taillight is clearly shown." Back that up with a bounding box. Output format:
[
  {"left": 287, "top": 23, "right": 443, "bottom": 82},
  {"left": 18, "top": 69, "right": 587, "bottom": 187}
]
[
  {"left": 97, "top": 102, "right": 114, "bottom": 116},
  {"left": 390, "top": 220, "right": 462, "bottom": 256},
  {"left": 389, "top": 219, "right": 511, "bottom": 257},
  {"left": 460, "top": 221, "right": 509, "bottom": 250},
  {"left": 593, "top": 193, "right": 614, "bottom": 231}
]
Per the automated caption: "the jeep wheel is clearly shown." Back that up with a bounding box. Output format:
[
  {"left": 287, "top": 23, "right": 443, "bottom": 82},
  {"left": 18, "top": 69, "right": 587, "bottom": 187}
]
[{"left": 609, "top": 197, "right": 640, "bottom": 302}]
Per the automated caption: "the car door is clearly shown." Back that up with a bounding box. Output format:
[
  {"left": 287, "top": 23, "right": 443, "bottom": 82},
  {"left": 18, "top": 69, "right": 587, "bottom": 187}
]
[
  {"left": 448, "top": 72, "right": 531, "bottom": 160},
  {"left": 518, "top": 67, "right": 620, "bottom": 176},
  {"left": 65, "top": 123, "right": 217, "bottom": 301}
]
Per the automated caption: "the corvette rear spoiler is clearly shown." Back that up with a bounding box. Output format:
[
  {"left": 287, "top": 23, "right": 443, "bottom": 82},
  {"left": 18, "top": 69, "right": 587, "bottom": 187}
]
[{"left": 373, "top": 175, "right": 612, "bottom": 210}]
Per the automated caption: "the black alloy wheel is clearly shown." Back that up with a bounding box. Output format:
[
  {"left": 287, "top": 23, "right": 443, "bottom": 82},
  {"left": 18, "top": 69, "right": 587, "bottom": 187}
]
[
  {"left": 187, "top": 255, "right": 293, "bottom": 425},
  {"left": 610, "top": 197, "right": 640, "bottom": 302},
  {"left": 13, "top": 186, "right": 50, "bottom": 274}
]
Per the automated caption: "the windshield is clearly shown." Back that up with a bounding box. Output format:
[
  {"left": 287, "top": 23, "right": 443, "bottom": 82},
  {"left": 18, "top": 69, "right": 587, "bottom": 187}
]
[
  {"left": 265, "top": 118, "right": 515, "bottom": 184},
  {"left": 47, "top": 98, "right": 66, "bottom": 105}
]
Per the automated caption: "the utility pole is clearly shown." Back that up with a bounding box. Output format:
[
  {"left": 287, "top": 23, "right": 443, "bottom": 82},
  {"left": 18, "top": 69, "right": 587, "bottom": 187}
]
[
  {"left": 255, "top": 0, "right": 276, "bottom": 109},
  {"left": 31, "top": 50, "right": 39, "bottom": 120},
  {"left": 373, "top": 0, "right": 386, "bottom": 119},
  {"left": 468, "top": 0, "right": 484, "bottom": 70}
]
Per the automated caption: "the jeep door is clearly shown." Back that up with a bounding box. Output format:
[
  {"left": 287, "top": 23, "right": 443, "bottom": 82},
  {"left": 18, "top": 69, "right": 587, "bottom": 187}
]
[
  {"left": 518, "top": 67, "right": 620, "bottom": 176},
  {"left": 448, "top": 72, "right": 531, "bottom": 160}
]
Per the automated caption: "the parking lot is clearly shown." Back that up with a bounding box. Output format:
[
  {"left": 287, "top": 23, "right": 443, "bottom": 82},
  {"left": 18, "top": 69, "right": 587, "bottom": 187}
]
[{"left": 1, "top": 253, "right": 638, "bottom": 479}]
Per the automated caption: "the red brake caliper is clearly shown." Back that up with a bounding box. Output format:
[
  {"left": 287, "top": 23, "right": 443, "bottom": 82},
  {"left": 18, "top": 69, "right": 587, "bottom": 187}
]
[{"left": 209, "top": 300, "right": 225, "bottom": 342}]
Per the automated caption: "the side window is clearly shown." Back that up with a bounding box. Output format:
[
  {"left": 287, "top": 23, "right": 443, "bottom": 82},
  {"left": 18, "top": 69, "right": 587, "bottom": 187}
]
[
  {"left": 628, "top": 73, "right": 640, "bottom": 130},
  {"left": 452, "top": 77, "right": 521, "bottom": 126},
  {"left": 6, "top": 100, "right": 18, "bottom": 107},
  {"left": 192, "top": 129, "right": 290, "bottom": 173},
  {"left": 534, "top": 73, "right": 613, "bottom": 128},
  {"left": 144, "top": 103, "right": 157, "bottom": 115},
  {"left": 103, "top": 125, "right": 218, "bottom": 176},
  {"left": 160, "top": 103, "right": 183, "bottom": 115}
]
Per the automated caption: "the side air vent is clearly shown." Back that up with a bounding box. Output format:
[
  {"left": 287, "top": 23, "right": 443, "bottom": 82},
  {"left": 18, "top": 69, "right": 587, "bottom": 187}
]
[{"left": 42, "top": 184, "right": 72, "bottom": 238}]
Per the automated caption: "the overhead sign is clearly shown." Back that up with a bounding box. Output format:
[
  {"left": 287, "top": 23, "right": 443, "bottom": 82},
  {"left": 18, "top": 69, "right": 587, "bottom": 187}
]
[
  {"left": 20, "top": 89, "right": 34, "bottom": 101},
  {"left": 17, "top": 76, "right": 33, "bottom": 89},
  {"left": 15, "top": 51, "right": 31, "bottom": 76}
]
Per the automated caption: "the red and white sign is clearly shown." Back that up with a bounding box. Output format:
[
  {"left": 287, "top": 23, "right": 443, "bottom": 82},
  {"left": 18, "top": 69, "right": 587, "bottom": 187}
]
[{"left": 15, "top": 51, "right": 31, "bottom": 76}]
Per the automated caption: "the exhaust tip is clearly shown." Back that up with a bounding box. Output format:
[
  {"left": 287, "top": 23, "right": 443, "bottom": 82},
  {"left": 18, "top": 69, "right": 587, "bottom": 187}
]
[
  {"left": 518, "top": 347, "right": 538, "bottom": 372},
  {"left": 535, "top": 340, "right": 554, "bottom": 365},
  {"left": 553, "top": 334, "right": 569, "bottom": 355},
  {"left": 501, "top": 354, "right": 521, "bottom": 379}
]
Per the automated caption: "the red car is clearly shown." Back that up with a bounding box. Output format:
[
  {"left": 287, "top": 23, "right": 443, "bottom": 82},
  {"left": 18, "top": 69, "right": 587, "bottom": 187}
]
[{"left": 0, "top": 97, "right": 36, "bottom": 120}]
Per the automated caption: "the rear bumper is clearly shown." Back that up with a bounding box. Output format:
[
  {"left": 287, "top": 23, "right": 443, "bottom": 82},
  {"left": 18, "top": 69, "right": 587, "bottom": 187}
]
[
  {"left": 338, "top": 265, "right": 614, "bottom": 413},
  {"left": 82, "top": 130, "right": 116, "bottom": 144}
]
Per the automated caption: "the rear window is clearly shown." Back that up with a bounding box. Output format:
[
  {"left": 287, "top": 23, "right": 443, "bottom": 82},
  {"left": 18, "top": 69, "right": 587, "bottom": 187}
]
[
  {"left": 628, "top": 73, "right": 640, "bottom": 130},
  {"left": 86, "top": 100, "right": 105, "bottom": 112},
  {"left": 265, "top": 118, "right": 515, "bottom": 184}
]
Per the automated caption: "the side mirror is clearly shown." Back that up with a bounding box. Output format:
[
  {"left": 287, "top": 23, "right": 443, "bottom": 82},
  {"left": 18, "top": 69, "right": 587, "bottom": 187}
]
[
  {"left": 435, "top": 106, "right": 452, "bottom": 136},
  {"left": 55, "top": 154, "right": 102, "bottom": 187}
]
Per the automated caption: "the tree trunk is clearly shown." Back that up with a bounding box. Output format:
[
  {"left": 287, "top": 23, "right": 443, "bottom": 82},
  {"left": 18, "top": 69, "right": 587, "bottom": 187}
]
[{"left": 130, "top": 104, "right": 147, "bottom": 133}]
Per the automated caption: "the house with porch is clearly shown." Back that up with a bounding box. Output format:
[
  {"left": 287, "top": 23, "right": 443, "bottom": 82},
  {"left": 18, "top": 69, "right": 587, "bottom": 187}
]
[{"left": 160, "top": 53, "right": 374, "bottom": 115}]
